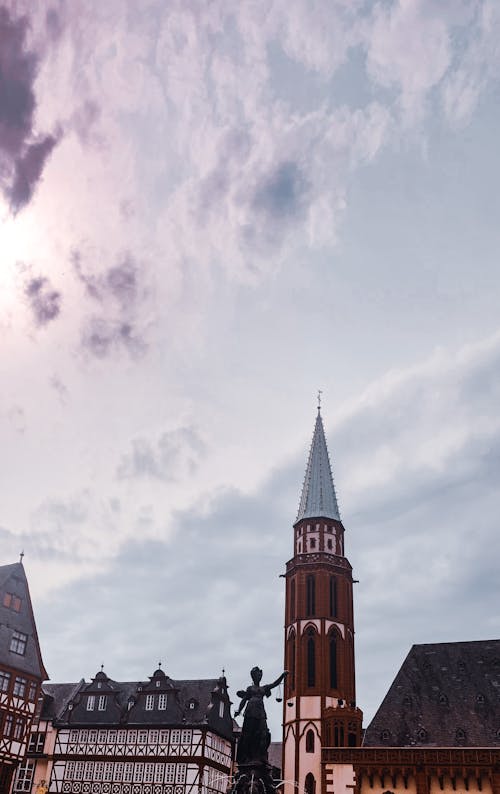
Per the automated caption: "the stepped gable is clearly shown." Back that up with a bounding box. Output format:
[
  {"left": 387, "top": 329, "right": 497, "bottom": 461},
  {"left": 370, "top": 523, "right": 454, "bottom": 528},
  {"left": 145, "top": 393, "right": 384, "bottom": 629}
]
[{"left": 364, "top": 639, "right": 500, "bottom": 747}]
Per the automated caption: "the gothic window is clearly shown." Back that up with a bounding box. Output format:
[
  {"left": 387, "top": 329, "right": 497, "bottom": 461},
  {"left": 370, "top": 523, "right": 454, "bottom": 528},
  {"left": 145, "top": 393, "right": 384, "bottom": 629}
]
[
  {"left": 86, "top": 695, "right": 95, "bottom": 711},
  {"left": 13, "top": 676, "right": 26, "bottom": 697},
  {"left": 10, "top": 630, "right": 27, "bottom": 655},
  {"left": 98, "top": 695, "right": 107, "bottom": 711},
  {"left": 305, "top": 772, "right": 316, "bottom": 794},
  {"left": 290, "top": 579, "right": 296, "bottom": 620},
  {"left": 310, "top": 537, "right": 316, "bottom": 549},
  {"left": 329, "top": 632, "right": 338, "bottom": 689},
  {"left": 0, "top": 671, "right": 10, "bottom": 692},
  {"left": 145, "top": 694, "right": 155, "bottom": 711},
  {"left": 307, "top": 628, "right": 316, "bottom": 687},
  {"left": 288, "top": 632, "right": 296, "bottom": 691},
  {"left": 327, "top": 539, "right": 332, "bottom": 550},
  {"left": 329, "top": 577, "right": 337, "bottom": 617},
  {"left": 305, "top": 729, "right": 315, "bottom": 753},
  {"left": 306, "top": 575, "right": 315, "bottom": 616}
]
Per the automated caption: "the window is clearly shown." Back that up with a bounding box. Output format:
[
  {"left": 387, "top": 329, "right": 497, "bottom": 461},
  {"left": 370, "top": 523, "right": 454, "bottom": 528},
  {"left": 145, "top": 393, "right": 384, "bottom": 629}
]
[
  {"left": 329, "top": 633, "right": 338, "bottom": 689},
  {"left": 28, "top": 682, "right": 37, "bottom": 701},
  {"left": 86, "top": 695, "right": 95, "bottom": 711},
  {"left": 310, "top": 537, "right": 316, "bottom": 549},
  {"left": 306, "top": 729, "right": 315, "bottom": 753},
  {"left": 144, "top": 764, "right": 155, "bottom": 783},
  {"left": 14, "top": 677, "right": 26, "bottom": 697},
  {"left": 439, "top": 693, "right": 448, "bottom": 706},
  {"left": 145, "top": 694, "right": 155, "bottom": 710},
  {"left": 290, "top": 578, "right": 296, "bottom": 620},
  {"left": 176, "top": 765, "right": 187, "bottom": 784},
  {"left": 13, "top": 760, "right": 34, "bottom": 792},
  {"left": 307, "top": 628, "right": 316, "bottom": 687},
  {"left": 158, "top": 693, "right": 167, "bottom": 710},
  {"left": 476, "top": 693, "right": 485, "bottom": 704},
  {"left": 3, "top": 593, "right": 22, "bottom": 612},
  {"left": 98, "top": 695, "right": 107, "bottom": 711},
  {"left": 329, "top": 577, "right": 337, "bottom": 617},
  {"left": 123, "top": 764, "right": 133, "bottom": 783},
  {"left": 380, "top": 729, "right": 391, "bottom": 742},
  {"left": 0, "top": 671, "right": 10, "bottom": 692},
  {"left": 4, "top": 713, "right": 14, "bottom": 736},
  {"left": 219, "top": 701, "right": 224, "bottom": 718},
  {"left": 10, "top": 630, "right": 28, "bottom": 655},
  {"left": 104, "top": 763, "right": 113, "bottom": 782},
  {"left": 165, "top": 764, "right": 176, "bottom": 784},
  {"left": 75, "top": 762, "right": 85, "bottom": 781},
  {"left": 133, "top": 763, "right": 143, "bottom": 783},
  {"left": 306, "top": 575, "right": 315, "bottom": 616},
  {"left": 456, "top": 728, "right": 466, "bottom": 742},
  {"left": 403, "top": 695, "right": 412, "bottom": 708},
  {"left": 327, "top": 539, "right": 332, "bottom": 550},
  {"left": 188, "top": 699, "right": 196, "bottom": 710},
  {"left": 13, "top": 717, "right": 25, "bottom": 739},
  {"left": 305, "top": 773, "right": 316, "bottom": 794},
  {"left": 417, "top": 728, "right": 428, "bottom": 742},
  {"left": 138, "top": 730, "right": 148, "bottom": 744},
  {"left": 28, "top": 732, "right": 46, "bottom": 754}
]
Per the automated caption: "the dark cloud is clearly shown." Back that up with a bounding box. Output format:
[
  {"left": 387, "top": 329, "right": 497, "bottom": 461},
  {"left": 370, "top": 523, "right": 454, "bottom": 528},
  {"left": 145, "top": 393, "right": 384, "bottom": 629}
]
[
  {"left": 24, "top": 275, "right": 62, "bottom": 326},
  {"left": 253, "top": 161, "right": 309, "bottom": 219},
  {"left": 7, "top": 134, "right": 59, "bottom": 212},
  {"left": 0, "top": 7, "right": 60, "bottom": 212},
  {"left": 117, "top": 427, "right": 206, "bottom": 481}
]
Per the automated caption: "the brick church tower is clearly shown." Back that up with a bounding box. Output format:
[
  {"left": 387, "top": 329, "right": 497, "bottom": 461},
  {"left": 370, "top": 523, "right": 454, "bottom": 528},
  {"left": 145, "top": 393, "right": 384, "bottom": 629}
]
[{"left": 282, "top": 406, "right": 363, "bottom": 794}]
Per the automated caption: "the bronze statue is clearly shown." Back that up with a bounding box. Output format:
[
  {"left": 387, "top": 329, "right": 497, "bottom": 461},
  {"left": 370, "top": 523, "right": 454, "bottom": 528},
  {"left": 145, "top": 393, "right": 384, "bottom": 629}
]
[{"left": 234, "top": 667, "right": 288, "bottom": 767}]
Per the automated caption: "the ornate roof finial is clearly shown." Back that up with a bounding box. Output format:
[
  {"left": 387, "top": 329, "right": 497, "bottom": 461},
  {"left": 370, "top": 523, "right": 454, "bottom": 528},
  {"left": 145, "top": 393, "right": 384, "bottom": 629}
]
[
  {"left": 101, "top": 664, "right": 104, "bottom": 671},
  {"left": 158, "top": 660, "right": 162, "bottom": 668},
  {"left": 19, "top": 550, "right": 25, "bottom": 563},
  {"left": 317, "top": 389, "right": 322, "bottom": 413}
]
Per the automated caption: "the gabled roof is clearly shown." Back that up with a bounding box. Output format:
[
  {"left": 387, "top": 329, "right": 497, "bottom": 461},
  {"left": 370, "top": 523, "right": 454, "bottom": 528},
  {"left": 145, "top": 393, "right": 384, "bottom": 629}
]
[
  {"left": 364, "top": 640, "right": 500, "bottom": 747},
  {"left": 296, "top": 410, "right": 340, "bottom": 523},
  {"left": 0, "top": 561, "right": 48, "bottom": 680}
]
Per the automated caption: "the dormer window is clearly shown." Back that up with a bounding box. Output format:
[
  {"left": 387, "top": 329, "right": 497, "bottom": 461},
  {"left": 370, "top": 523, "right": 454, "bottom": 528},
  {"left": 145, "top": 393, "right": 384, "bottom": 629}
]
[
  {"left": 98, "top": 695, "right": 107, "bottom": 711},
  {"left": 456, "top": 728, "right": 466, "bottom": 742},
  {"left": 97, "top": 682, "right": 102, "bottom": 689},
  {"left": 158, "top": 694, "right": 167, "bottom": 710},
  {"left": 146, "top": 694, "right": 155, "bottom": 711},
  {"left": 417, "top": 728, "right": 427, "bottom": 742},
  {"left": 87, "top": 695, "right": 95, "bottom": 711},
  {"left": 380, "top": 729, "right": 390, "bottom": 742},
  {"left": 476, "top": 693, "right": 485, "bottom": 704},
  {"left": 219, "top": 701, "right": 224, "bottom": 719},
  {"left": 439, "top": 694, "right": 448, "bottom": 706},
  {"left": 188, "top": 699, "right": 197, "bottom": 710},
  {"left": 3, "top": 593, "right": 21, "bottom": 612},
  {"left": 10, "top": 630, "right": 27, "bottom": 655},
  {"left": 156, "top": 680, "right": 161, "bottom": 688}
]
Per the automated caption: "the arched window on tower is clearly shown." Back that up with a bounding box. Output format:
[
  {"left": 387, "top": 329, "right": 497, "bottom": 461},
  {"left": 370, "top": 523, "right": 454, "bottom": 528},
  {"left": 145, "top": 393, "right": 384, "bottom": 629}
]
[
  {"left": 305, "top": 729, "right": 315, "bottom": 753},
  {"left": 329, "top": 576, "right": 337, "bottom": 618},
  {"left": 306, "top": 575, "right": 315, "bottom": 616},
  {"left": 290, "top": 579, "right": 296, "bottom": 621},
  {"left": 287, "top": 631, "right": 296, "bottom": 692},
  {"left": 306, "top": 628, "right": 316, "bottom": 687},
  {"left": 329, "top": 631, "right": 338, "bottom": 689},
  {"left": 305, "top": 773, "right": 316, "bottom": 794}
]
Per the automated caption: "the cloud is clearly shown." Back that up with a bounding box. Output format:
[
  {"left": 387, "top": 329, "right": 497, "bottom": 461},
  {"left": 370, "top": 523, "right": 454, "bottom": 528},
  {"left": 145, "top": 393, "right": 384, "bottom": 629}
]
[
  {"left": 117, "top": 426, "right": 206, "bottom": 482},
  {"left": 24, "top": 275, "right": 62, "bottom": 326},
  {"left": 0, "top": 6, "right": 60, "bottom": 212},
  {"left": 72, "top": 250, "right": 149, "bottom": 359},
  {"left": 253, "top": 161, "right": 309, "bottom": 220}
]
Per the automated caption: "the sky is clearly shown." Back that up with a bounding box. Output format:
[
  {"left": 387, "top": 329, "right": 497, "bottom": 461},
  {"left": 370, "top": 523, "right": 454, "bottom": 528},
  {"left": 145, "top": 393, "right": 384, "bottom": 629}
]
[{"left": 2, "top": 0, "right": 500, "bottom": 740}]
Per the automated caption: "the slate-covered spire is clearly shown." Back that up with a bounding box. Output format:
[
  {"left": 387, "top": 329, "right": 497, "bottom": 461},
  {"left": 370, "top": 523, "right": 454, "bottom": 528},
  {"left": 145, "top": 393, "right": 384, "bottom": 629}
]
[{"left": 296, "top": 407, "right": 340, "bottom": 523}]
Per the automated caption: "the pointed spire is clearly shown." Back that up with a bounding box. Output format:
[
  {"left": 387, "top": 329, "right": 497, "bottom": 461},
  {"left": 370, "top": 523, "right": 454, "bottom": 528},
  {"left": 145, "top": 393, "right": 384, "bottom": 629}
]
[{"left": 296, "top": 405, "right": 340, "bottom": 523}]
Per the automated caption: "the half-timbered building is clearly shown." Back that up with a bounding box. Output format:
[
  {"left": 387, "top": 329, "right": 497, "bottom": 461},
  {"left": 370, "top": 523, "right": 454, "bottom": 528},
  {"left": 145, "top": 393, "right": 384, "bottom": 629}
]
[
  {"left": 13, "top": 666, "right": 234, "bottom": 794},
  {"left": 0, "top": 560, "right": 48, "bottom": 794}
]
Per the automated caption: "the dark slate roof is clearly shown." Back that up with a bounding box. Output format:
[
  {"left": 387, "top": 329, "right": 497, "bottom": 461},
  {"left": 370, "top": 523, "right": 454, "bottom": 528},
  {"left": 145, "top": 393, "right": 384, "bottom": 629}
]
[
  {"left": 44, "top": 672, "right": 234, "bottom": 740},
  {"left": 364, "top": 640, "right": 500, "bottom": 747},
  {"left": 0, "top": 561, "right": 48, "bottom": 679},
  {"left": 268, "top": 741, "right": 282, "bottom": 773}
]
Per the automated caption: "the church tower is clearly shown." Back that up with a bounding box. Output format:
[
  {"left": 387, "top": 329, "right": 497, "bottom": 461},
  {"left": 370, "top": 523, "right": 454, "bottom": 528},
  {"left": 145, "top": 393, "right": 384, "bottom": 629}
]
[{"left": 282, "top": 407, "right": 363, "bottom": 794}]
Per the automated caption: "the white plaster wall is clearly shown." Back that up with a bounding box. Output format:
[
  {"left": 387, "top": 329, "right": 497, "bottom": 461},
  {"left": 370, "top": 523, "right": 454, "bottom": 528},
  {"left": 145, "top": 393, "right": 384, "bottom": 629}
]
[{"left": 325, "top": 763, "right": 356, "bottom": 794}]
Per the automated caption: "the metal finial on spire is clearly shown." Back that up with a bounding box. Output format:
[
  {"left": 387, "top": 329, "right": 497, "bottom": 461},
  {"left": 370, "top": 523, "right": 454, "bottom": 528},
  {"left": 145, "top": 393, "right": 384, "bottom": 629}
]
[
  {"left": 317, "top": 390, "right": 322, "bottom": 412},
  {"left": 158, "top": 660, "right": 162, "bottom": 668},
  {"left": 101, "top": 664, "right": 104, "bottom": 671},
  {"left": 19, "top": 550, "right": 25, "bottom": 563}
]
